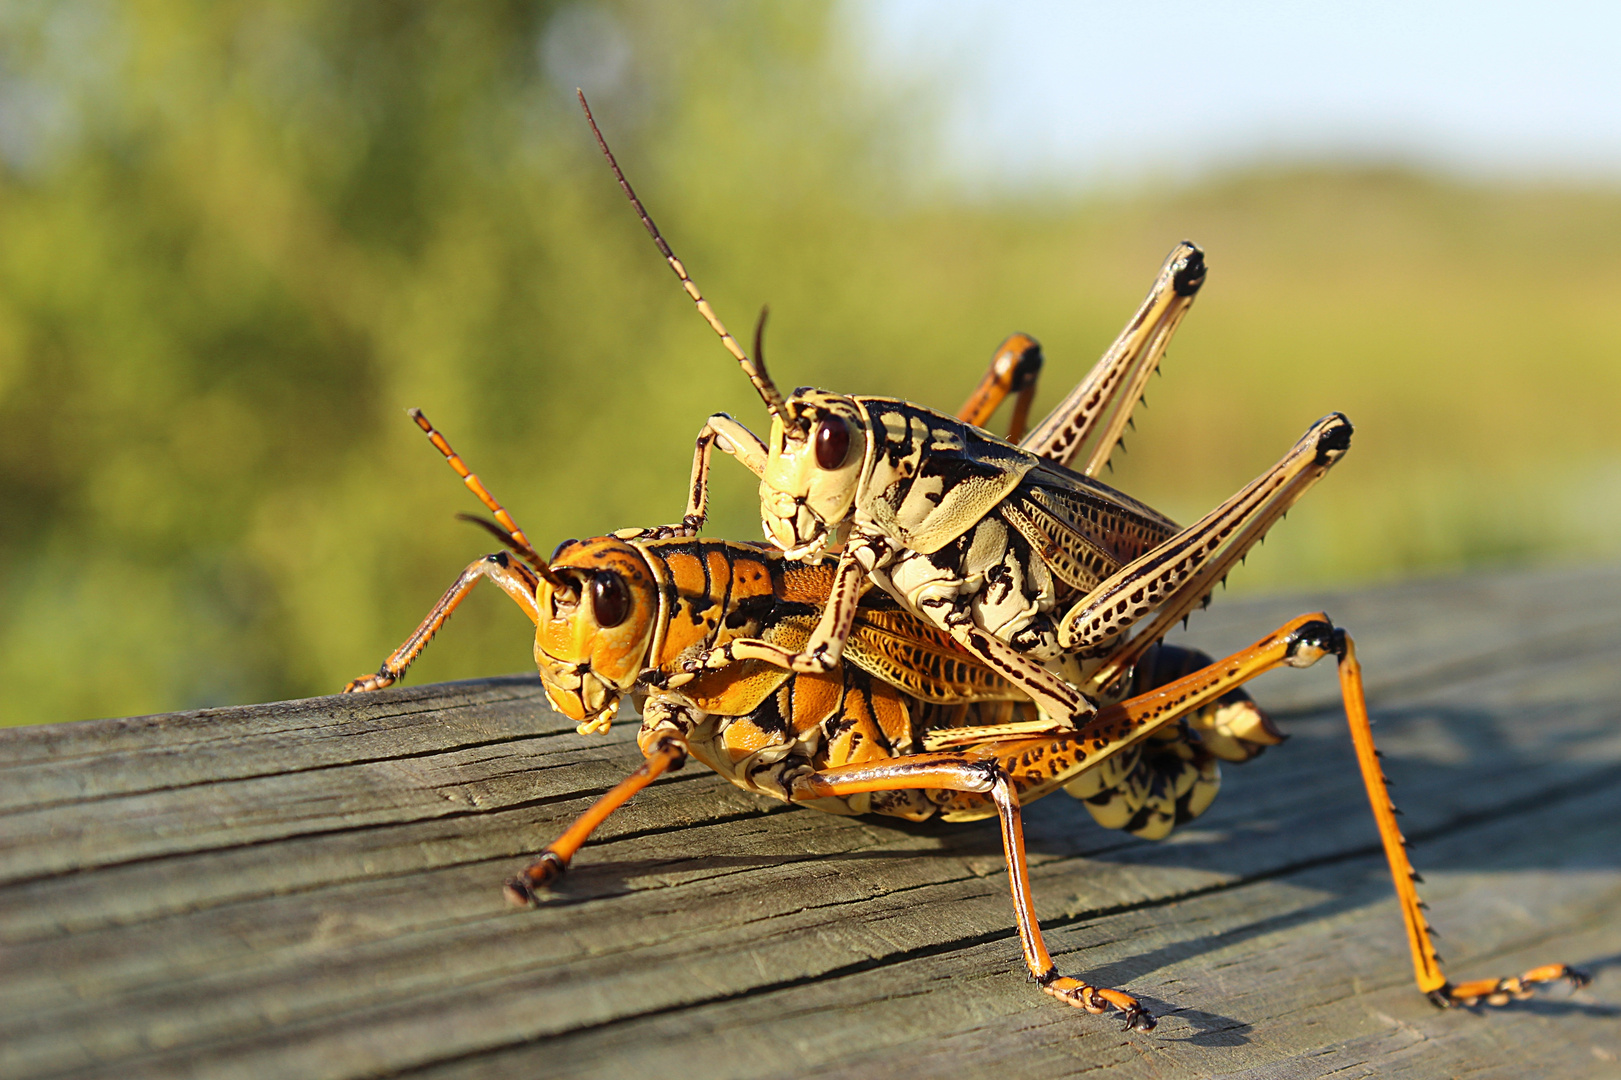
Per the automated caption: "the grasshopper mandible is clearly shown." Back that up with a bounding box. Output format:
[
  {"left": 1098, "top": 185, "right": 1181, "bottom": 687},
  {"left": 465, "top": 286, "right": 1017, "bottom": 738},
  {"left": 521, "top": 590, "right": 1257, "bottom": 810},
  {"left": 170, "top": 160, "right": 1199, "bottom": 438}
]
[{"left": 578, "top": 94, "right": 1350, "bottom": 733}]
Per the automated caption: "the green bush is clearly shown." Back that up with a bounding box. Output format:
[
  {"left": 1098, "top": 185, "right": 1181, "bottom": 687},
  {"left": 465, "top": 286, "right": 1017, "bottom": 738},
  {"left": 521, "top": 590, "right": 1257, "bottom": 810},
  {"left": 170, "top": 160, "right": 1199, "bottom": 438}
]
[{"left": 2, "top": 2, "right": 1617, "bottom": 724}]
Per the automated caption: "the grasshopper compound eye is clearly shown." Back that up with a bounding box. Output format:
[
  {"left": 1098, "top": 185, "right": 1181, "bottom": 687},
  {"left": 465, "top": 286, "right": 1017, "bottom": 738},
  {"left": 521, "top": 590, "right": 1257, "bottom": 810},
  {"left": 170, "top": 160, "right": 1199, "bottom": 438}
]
[
  {"left": 814, "top": 418, "right": 851, "bottom": 471},
  {"left": 591, "top": 571, "right": 631, "bottom": 628}
]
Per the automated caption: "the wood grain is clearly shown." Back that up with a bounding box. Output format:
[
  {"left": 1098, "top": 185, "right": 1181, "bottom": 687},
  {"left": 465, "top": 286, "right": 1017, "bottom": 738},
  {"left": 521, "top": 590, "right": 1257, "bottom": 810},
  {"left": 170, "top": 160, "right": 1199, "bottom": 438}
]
[{"left": 2, "top": 564, "right": 1617, "bottom": 1079}]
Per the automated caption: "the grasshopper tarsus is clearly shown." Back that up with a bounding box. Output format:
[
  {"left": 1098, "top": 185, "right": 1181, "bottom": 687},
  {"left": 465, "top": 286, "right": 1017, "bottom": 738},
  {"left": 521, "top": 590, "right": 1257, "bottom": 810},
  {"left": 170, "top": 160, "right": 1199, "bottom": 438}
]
[
  {"left": 1124, "top": 1007, "right": 1157, "bottom": 1034},
  {"left": 505, "top": 851, "right": 567, "bottom": 908},
  {"left": 341, "top": 669, "right": 395, "bottom": 694}
]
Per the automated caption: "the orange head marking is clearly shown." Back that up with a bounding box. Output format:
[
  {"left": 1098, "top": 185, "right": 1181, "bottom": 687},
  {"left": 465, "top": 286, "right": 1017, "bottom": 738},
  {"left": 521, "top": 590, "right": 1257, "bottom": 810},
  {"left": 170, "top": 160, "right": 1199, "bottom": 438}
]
[{"left": 534, "top": 537, "right": 659, "bottom": 734}]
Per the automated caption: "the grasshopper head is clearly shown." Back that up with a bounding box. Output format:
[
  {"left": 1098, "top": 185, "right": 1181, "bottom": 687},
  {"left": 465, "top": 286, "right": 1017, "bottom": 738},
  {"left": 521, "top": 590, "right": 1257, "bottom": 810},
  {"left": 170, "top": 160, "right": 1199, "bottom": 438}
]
[
  {"left": 759, "top": 390, "right": 867, "bottom": 557},
  {"left": 533, "top": 537, "right": 659, "bottom": 733}
]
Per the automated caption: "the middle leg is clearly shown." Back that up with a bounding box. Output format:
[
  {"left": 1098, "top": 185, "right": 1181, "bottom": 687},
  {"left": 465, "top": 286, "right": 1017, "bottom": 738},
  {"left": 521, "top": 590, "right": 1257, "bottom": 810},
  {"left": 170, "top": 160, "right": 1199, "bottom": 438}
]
[{"left": 791, "top": 752, "right": 1156, "bottom": 1031}]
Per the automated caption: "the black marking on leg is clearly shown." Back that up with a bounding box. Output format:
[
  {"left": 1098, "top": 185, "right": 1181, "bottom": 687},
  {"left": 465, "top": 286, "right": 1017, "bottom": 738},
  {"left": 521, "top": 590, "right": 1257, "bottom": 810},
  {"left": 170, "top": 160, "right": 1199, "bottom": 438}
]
[
  {"left": 1314, "top": 413, "right": 1354, "bottom": 463},
  {"left": 1173, "top": 245, "right": 1206, "bottom": 296},
  {"left": 1009, "top": 337, "right": 1043, "bottom": 390},
  {"left": 967, "top": 758, "right": 1006, "bottom": 790},
  {"left": 1285, "top": 619, "right": 1336, "bottom": 661},
  {"left": 653, "top": 736, "right": 689, "bottom": 772}
]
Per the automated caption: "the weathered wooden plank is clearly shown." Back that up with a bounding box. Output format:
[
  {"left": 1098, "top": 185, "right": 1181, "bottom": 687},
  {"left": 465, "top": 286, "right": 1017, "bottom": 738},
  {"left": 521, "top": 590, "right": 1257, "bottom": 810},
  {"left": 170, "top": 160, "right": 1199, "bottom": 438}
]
[
  {"left": 414, "top": 780, "right": 1621, "bottom": 1080},
  {"left": 7, "top": 566, "right": 1617, "bottom": 893},
  {"left": 1, "top": 565, "right": 1616, "bottom": 1080},
  {"left": 0, "top": 678, "right": 563, "bottom": 810}
]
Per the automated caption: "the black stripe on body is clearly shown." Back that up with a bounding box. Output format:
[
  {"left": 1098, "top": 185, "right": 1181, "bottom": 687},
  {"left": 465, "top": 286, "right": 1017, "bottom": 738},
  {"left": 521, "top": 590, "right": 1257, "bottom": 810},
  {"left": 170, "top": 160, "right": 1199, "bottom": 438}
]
[
  {"left": 693, "top": 540, "right": 716, "bottom": 628},
  {"left": 751, "top": 683, "right": 791, "bottom": 737}
]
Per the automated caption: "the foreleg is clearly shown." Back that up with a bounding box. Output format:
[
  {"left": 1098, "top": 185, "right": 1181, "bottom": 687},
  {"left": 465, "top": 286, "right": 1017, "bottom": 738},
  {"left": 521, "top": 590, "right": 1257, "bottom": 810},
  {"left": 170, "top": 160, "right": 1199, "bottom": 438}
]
[
  {"left": 791, "top": 752, "right": 1155, "bottom": 1032},
  {"left": 343, "top": 553, "right": 540, "bottom": 692},
  {"left": 504, "top": 734, "right": 689, "bottom": 906},
  {"left": 618, "top": 413, "right": 767, "bottom": 540}
]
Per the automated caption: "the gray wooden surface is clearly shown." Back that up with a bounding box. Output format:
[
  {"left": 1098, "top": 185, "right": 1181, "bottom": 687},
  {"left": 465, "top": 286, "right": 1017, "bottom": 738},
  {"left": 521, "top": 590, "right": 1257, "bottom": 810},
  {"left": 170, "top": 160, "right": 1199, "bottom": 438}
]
[{"left": 3, "top": 564, "right": 1619, "bottom": 1080}]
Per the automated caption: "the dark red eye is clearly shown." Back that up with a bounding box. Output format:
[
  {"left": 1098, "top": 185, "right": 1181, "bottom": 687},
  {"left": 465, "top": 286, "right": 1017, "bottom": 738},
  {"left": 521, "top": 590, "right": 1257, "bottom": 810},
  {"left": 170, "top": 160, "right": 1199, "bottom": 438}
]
[
  {"left": 590, "top": 572, "right": 631, "bottom": 628},
  {"left": 814, "top": 418, "right": 850, "bottom": 470}
]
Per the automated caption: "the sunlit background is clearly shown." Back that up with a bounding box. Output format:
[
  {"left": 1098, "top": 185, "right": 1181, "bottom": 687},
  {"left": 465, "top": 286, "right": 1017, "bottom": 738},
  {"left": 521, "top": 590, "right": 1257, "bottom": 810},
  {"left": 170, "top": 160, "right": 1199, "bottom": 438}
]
[{"left": 2, "top": 1, "right": 1618, "bottom": 726}]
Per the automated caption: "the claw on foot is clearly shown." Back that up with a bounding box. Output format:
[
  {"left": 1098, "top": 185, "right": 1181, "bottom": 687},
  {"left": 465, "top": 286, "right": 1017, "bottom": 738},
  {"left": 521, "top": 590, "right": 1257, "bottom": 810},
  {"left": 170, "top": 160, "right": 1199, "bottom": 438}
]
[
  {"left": 1042, "top": 974, "right": 1156, "bottom": 1032},
  {"left": 1118, "top": 1003, "right": 1156, "bottom": 1033},
  {"left": 504, "top": 851, "right": 566, "bottom": 908},
  {"left": 343, "top": 671, "right": 396, "bottom": 694}
]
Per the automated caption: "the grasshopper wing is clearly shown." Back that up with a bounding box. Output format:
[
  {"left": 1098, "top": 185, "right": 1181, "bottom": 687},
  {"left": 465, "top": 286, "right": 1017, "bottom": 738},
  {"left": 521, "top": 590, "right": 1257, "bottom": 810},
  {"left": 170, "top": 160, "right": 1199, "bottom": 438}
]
[
  {"left": 999, "top": 462, "right": 1180, "bottom": 595},
  {"left": 844, "top": 607, "right": 1028, "bottom": 705}
]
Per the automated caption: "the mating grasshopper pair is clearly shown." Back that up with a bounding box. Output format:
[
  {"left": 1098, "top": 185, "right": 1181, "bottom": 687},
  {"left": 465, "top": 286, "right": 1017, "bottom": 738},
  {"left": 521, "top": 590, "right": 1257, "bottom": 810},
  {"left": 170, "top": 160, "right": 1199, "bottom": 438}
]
[{"left": 344, "top": 97, "right": 1586, "bottom": 1032}]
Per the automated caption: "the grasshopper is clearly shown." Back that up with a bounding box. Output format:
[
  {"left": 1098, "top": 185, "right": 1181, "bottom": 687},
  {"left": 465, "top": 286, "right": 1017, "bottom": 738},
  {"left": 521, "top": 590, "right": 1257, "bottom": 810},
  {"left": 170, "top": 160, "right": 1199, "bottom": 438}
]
[
  {"left": 348, "top": 352, "right": 1583, "bottom": 1026},
  {"left": 578, "top": 94, "right": 1352, "bottom": 735},
  {"left": 347, "top": 356, "right": 1289, "bottom": 1032}
]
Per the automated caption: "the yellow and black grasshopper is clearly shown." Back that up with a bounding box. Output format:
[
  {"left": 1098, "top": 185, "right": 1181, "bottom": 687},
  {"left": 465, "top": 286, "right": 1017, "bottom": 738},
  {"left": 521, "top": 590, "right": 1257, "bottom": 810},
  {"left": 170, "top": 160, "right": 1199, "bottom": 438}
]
[
  {"left": 579, "top": 94, "right": 1350, "bottom": 733},
  {"left": 348, "top": 336, "right": 1582, "bottom": 1028}
]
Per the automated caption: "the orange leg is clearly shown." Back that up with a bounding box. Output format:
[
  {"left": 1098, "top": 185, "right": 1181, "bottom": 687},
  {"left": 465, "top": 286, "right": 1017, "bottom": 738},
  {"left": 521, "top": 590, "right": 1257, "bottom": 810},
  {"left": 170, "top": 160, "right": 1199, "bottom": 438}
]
[
  {"left": 1334, "top": 633, "right": 1589, "bottom": 1007},
  {"left": 792, "top": 751, "right": 1156, "bottom": 1032},
  {"left": 342, "top": 552, "right": 540, "bottom": 693},
  {"left": 955, "top": 332, "right": 1044, "bottom": 442},
  {"left": 931, "top": 615, "right": 1587, "bottom": 1013},
  {"left": 1082, "top": 619, "right": 1587, "bottom": 1008},
  {"left": 504, "top": 736, "right": 689, "bottom": 906}
]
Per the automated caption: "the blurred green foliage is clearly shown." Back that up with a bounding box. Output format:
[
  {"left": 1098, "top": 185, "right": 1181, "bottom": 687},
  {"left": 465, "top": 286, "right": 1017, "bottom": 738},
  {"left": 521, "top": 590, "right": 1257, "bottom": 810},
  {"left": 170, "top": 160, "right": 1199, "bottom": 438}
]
[{"left": 1, "top": 2, "right": 1618, "bottom": 725}]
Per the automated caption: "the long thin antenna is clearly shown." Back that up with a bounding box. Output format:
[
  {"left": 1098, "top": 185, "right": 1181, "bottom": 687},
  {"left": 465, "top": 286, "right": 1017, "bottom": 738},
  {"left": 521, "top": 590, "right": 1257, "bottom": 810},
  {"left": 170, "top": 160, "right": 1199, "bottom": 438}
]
[
  {"left": 753, "top": 305, "right": 770, "bottom": 375},
  {"left": 577, "top": 89, "right": 796, "bottom": 428},
  {"left": 406, "top": 409, "right": 575, "bottom": 596}
]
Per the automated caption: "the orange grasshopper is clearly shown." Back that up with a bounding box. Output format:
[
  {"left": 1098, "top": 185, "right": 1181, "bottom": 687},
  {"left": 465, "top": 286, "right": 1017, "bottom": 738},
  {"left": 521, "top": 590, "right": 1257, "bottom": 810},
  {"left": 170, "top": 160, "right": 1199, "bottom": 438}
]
[{"left": 347, "top": 324, "right": 1583, "bottom": 1029}]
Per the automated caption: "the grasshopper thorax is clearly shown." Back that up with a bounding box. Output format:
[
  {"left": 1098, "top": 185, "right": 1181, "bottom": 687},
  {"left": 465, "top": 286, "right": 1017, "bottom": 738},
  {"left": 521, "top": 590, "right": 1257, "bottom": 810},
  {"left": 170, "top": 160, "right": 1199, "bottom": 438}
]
[
  {"left": 759, "top": 389, "right": 868, "bottom": 558},
  {"left": 534, "top": 537, "right": 659, "bottom": 732}
]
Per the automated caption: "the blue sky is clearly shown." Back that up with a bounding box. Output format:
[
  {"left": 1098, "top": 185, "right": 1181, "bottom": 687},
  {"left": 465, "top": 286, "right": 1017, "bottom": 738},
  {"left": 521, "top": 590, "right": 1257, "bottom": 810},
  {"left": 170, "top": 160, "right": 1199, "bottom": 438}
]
[{"left": 854, "top": 1, "right": 1621, "bottom": 191}]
